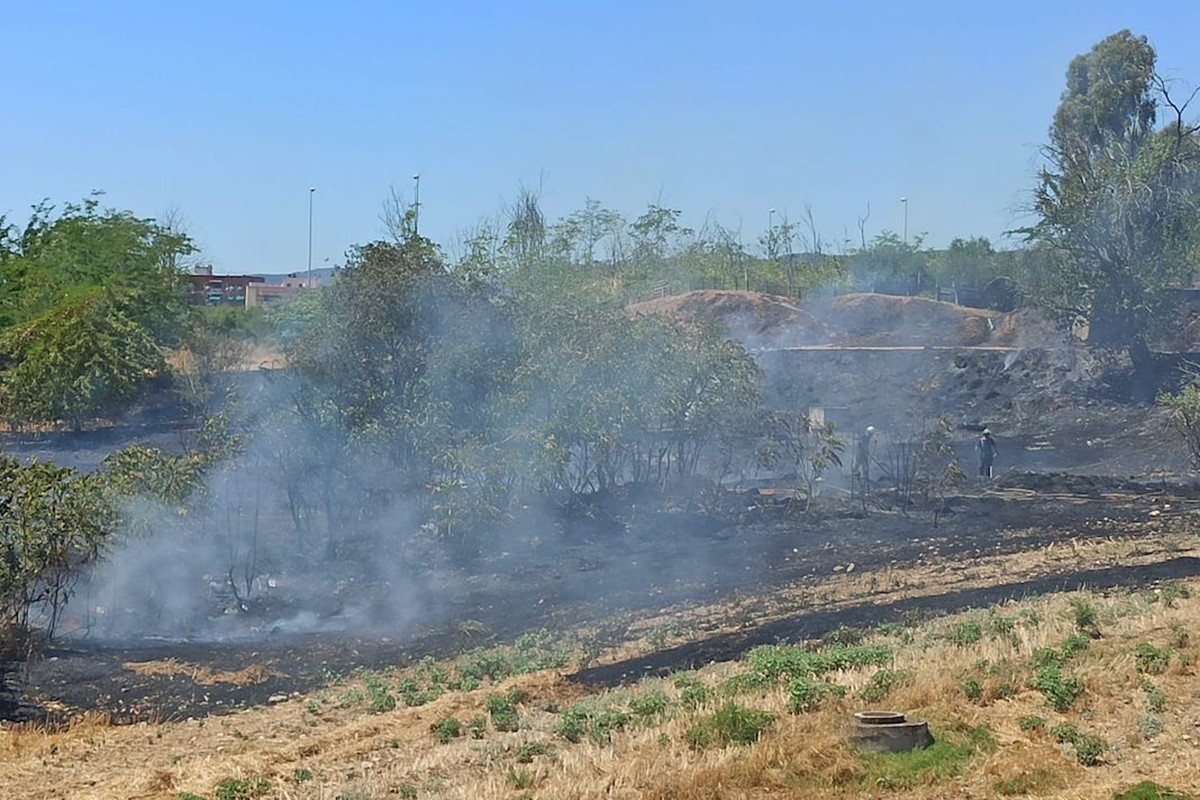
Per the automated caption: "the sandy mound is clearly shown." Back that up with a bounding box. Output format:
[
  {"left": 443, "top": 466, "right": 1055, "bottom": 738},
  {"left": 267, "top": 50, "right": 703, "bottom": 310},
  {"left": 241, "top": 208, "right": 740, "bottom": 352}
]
[
  {"left": 816, "top": 293, "right": 1002, "bottom": 347},
  {"left": 631, "top": 290, "right": 1059, "bottom": 349},
  {"left": 629, "top": 290, "right": 831, "bottom": 346}
]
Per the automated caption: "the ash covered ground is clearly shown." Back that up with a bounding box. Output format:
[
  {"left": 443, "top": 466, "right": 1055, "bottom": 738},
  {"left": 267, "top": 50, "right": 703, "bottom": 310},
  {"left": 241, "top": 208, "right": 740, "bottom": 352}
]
[{"left": 2, "top": 292, "right": 1197, "bottom": 724}]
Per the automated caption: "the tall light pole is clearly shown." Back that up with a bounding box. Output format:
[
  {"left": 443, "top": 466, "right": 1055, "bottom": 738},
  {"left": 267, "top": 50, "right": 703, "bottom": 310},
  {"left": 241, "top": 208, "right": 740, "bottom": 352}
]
[
  {"left": 768, "top": 208, "right": 776, "bottom": 260},
  {"left": 307, "top": 187, "right": 316, "bottom": 288},
  {"left": 900, "top": 196, "right": 908, "bottom": 247},
  {"left": 412, "top": 173, "right": 421, "bottom": 236}
]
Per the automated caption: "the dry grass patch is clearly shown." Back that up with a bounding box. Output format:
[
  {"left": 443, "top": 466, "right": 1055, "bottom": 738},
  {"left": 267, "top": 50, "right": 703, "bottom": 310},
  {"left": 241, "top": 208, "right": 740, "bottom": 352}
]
[{"left": 5, "top": 574, "right": 1200, "bottom": 798}]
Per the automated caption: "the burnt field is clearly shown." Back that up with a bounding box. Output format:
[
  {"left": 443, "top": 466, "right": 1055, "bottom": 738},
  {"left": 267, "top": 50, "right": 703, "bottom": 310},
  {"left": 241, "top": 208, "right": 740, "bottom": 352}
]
[{"left": 4, "top": 467, "right": 1198, "bottom": 726}]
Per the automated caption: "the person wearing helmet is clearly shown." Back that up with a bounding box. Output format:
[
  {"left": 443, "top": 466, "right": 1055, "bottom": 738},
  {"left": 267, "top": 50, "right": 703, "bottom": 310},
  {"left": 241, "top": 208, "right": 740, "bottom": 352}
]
[
  {"left": 977, "top": 428, "right": 997, "bottom": 479},
  {"left": 854, "top": 425, "right": 876, "bottom": 490}
]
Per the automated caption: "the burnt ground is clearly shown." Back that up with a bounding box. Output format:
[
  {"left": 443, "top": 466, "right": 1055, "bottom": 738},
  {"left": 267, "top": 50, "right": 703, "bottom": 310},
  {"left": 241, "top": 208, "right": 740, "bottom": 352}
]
[{"left": 3, "top": 471, "right": 1199, "bottom": 725}]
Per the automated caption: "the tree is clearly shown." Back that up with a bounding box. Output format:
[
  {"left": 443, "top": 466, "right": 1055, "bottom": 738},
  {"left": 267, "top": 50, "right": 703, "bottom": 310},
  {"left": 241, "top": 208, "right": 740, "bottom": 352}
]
[
  {"left": 0, "top": 196, "right": 196, "bottom": 426},
  {"left": 1023, "top": 30, "right": 1200, "bottom": 346}
]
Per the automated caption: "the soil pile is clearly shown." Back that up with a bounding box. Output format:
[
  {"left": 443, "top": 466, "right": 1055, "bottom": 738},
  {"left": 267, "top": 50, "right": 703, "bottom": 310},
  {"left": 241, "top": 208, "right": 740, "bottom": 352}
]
[
  {"left": 630, "top": 290, "right": 1062, "bottom": 349},
  {"left": 629, "top": 290, "right": 830, "bottom": 347}
]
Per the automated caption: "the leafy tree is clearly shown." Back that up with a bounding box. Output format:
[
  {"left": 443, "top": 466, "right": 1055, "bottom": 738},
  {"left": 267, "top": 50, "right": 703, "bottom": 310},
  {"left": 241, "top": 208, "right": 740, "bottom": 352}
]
[
  {"left": 0, "top": 196, "right": 195, "bottom": 426},
  {"left": 1023, "top": 30, "right": 1200, "bottom": 346},
  {"left": 0, "top": 456, "right": 114, "bottom": 643},
  {"left": 0, "top": 287, "right": 166, "bottom": 428}
]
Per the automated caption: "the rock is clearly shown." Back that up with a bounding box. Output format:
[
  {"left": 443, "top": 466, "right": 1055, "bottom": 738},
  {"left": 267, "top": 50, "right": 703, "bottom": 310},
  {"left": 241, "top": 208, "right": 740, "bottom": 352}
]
[{"left": 268, "top": 694, "right": 288, "bottom": 704}]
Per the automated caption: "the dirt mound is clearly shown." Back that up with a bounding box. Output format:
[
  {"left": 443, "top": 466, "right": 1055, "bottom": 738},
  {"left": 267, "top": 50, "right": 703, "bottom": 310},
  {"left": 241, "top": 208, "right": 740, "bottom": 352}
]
[
  {"left": 629, "top": 290, "right": 831, "bottom": 346},
  {"left": 813, "top": 293, "right": 1001, "bottom": 347},
  {"left": 631, "top": 290, "right": 1059, "bottom": 349}
]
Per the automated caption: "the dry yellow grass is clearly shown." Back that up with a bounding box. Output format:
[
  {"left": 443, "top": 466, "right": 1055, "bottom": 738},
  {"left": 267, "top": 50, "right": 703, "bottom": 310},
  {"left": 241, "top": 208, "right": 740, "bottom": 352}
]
[{"left": 4, "top": 530, "right": 1200, "bottom": 799}]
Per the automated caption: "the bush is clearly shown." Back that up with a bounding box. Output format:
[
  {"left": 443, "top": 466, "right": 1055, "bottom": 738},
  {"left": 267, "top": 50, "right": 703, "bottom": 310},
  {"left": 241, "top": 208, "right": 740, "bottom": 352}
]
[
  {"left": 485, "top": 692, "right": 520, "bottom": 732},
  {"left": 431, "top": 716, "right": 462, "bottom": 744},
  {"left": 1034, "top": 664, "right": 1084, "bottom": 712},
  {"left": 787, "top": 676, "right": 847, "bottom": 713},
  {"left": 858, "top": 669, "right": 911, "bottom": 702},
  {"left": 684, "top": 702, "right": 775, "bottom": 749},
  {"left": 1018, "top": 715, "right": 1046, "bottom": 732},
  {"left": 1134, "top": 643, "right": 1170, "bottom": 675}
]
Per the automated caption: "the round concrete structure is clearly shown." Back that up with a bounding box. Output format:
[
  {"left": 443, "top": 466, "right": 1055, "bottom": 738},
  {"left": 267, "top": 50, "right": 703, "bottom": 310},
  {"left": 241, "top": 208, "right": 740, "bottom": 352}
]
[{"left": 850, "top": 711, "right": 934, "bottom": 753}]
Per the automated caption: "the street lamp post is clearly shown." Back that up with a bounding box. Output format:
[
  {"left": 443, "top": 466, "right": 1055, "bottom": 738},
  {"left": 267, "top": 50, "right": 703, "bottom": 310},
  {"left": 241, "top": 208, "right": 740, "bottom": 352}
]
[
  {"left": 768, "top": 208, "right": 776, "bottom": 261},
  {"left": 412, "top": 173, "right": 421, "bottom": 236},
  {"left": 900, "top": 197, "right": 908, "bottom": 247},
  {"left": 307, "top": 187, "right": 316, "bottom": 288}
]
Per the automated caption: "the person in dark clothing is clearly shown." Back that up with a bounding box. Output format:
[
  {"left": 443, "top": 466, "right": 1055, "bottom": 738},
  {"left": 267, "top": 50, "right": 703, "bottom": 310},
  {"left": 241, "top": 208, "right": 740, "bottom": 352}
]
[{"left": 977, "top": 428, "right": 997, "bottom": 478}]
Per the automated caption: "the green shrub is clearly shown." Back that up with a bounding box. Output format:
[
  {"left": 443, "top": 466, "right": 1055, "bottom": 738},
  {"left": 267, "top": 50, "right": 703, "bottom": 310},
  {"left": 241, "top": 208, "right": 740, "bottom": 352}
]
[
  {"left": 949, "top": 621, "right": 983, "bottom": 646},
  {"left": 1050, "top": 722, "right": 1107, "bottom": 766},
  {"left": 858, "top": 669, "right": 911, "bottom": 703},
  {"left": 431, "top": 716, "right": 462, "bottom": 744},
  {"left": 214, "top": 776, "right": 271, "bottom": 800},
  {"left": 684, "top": 702, "right": 775, "bottom": 749},
  {"left": 629, "top": 688, "right": 671, "bottom": 719},
  {"left": 786, "top": 676, "right": 846, "bottom": 713},
  {"left": 467, "top": 714, "right": 487, "bottom": 739},
  {"left": 680, "top": 684, "right": 709, "bottom": 709},
  {"left": 515, "top": 742, "right": 550, "bottom": 763},
  {"left": 993, "top": 766, "right": 1065, "bottom": 796},
  {"left": 485, "top": 693, "right": 520, "bottom": 732},
  {"left": 960, "top": 677, "right": 983, "bottom": 702},
  {"left": 1018, "top": 715, "right": 1046, "bottom": 732},
  {"left": 1134, "top": 643, "right": 1170, "bottom": 675},
  {"left": 1035, "top": 664, "right": 1084, "bottom": 712},
  {"left": 1141, "top": 678, "right": 1167, "bottom": 712}
]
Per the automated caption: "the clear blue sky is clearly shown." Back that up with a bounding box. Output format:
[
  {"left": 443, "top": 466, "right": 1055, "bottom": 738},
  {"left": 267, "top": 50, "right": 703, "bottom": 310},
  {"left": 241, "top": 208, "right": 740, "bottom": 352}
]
[{"left": 4, "top": 1, "right": 1200, "bottom": 274}]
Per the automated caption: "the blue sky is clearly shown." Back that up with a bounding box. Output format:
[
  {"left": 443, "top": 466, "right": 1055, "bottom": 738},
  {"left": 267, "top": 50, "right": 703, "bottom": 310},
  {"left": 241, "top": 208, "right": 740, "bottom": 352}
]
[{"left": 4, "top": 1, "right": 1200, "bottom": 274}]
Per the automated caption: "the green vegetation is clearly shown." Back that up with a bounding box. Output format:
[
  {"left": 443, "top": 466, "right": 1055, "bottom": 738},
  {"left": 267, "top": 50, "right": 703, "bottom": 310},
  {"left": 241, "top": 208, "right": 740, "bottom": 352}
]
[
  {"left": 430, "top": 716, "right": 462, "bottom": 744},
  {"left": 684, "top": 702, "right": 775, "bottom": 749},
  {"left": 1113, "top": 782, "right": 1196, "bottom": 800},
  {"left": 213, "top": 776, "right": 271, "bottom": 800},
  {"left": 1051, "top": 722, "right": 1108, "bottom": 766},
  {"left": 860, "top": 726, "right": 993, "bottom": 790}
]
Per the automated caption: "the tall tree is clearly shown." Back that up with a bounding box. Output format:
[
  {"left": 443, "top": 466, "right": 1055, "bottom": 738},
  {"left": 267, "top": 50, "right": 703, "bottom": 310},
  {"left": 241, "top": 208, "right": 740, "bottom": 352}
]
[{"left": 1025, "top": 30, "right": 1200, "bottom": 346}]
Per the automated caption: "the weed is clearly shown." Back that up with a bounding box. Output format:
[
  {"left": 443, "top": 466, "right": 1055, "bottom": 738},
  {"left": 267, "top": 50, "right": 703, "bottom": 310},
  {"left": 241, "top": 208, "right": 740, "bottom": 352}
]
[
  {"left": 1113, "top": 781, "right": 1196, "bottom": 800},
  {"left": 431, "top": 716, "right": 462, "bottom": 744},
  {"left": 858, "top": 669, "right": 911, "bottom": 702},
  {"left": 214, "top": 776, "right": 271, "bottom": 800},
  {"left": 1138, "top": 713, "right": 1165, "bottom": 739},
  {"left": 485, "top": 693, "right": 520, "bottom": 732},
  {"left": 629, "top": 688, "right": 671, "bottom": 719},
  {"left": 1169, "top": 622, "right": 1190, "bottom": 650},
  {"left": 515, "top": 742, "right": 550, "bottom": 763},
  {"left": 292, "top": 768, "right": 313, "bottom": 784},
  {"left": 993, "top": 766, "right": 1065, "bottom": 796},
  {"left": 986, "top": 613, "right": 1017, "bottom": 642},
  {"left": 1034, "top": 664, "right": 1084, "bottom": 712},
  {"left": 743, "top": 643, "right": 892, "bottom": 687},
  {"left": 1017, "top": 715, "right": 1046, "bottom": 732},
  {"left": 949, "top": 621, "right": 983, "bottom": 646},
  {"left": 467, "top": 714, "right": 487, "bottom": 739},
  {"left": 821, "top": 626, "right": 868, "bottom": 647},
  {"left": 684, "top": 702, "right": 775, "bottom": 749},
  {"left": 1067, "top": 599, "right": 1101, "bottom": 639},
  {"left": 1059, "top": 632, "right": 1091, "bottom": 658},
  {"left": 505, "top": 766, "right": 537, "bottom": 790},
  {"left": 396, "top": 678, "right": 442, "bottom": 708},
  {"left": 960, "top": 676, "right": 983, "bottom": 702},
  {"left": 1134, "top": 643, "right": 1171, "bottom": 675},
  {"left": 1141, "top": 678, "right": 1167, "bottom": 712},
  {"left": 588, "top": 710, "right": 632, "bottom": 743},
  {"left": 679, "top": 684, "right": 708, "bottom": 709},
  {"left": 395, "top": 785, "right": 418, "bottom": 800},
  {"left": 787, "top": 676, "right": 847, "bottom": 713},
  {"left": 179, "top": 794, "right": 206, "bottom": 800},
  {"left": 1050, "top": 722, "right": 1107, "bottom": 766},
  {"left": 1159, "top": 581, "right": 1191, "bottom": 607},
  {"left": 554, "top": 708, "right": 587, "bottom": 743}
]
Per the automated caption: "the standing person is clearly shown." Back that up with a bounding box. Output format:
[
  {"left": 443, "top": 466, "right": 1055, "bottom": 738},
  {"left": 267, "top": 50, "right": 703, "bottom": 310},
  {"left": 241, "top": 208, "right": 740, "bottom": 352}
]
[{"left": 977, "top": 428, "right": 998, "bottom": 479}]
